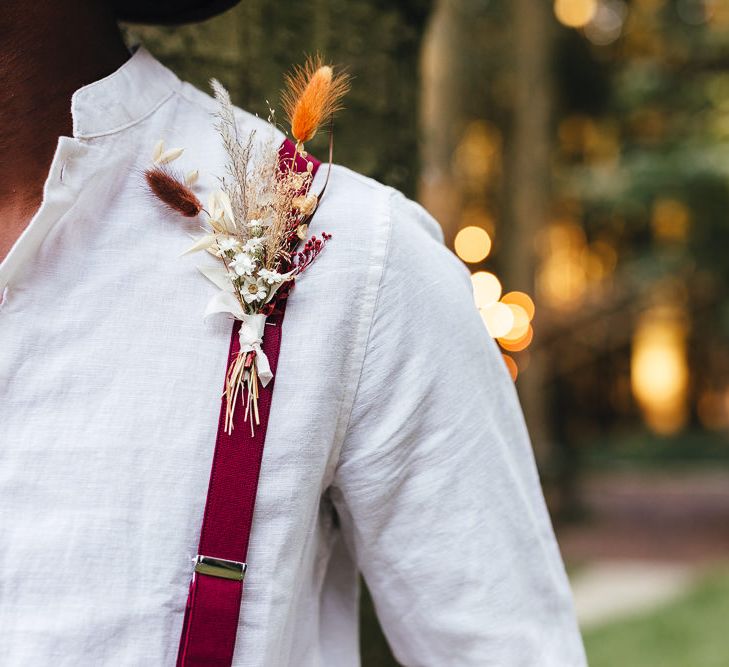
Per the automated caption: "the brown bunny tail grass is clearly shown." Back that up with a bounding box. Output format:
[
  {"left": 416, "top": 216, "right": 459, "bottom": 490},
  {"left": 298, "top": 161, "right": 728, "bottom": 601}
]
[{"left": 145, "top": 166, "right": 203, "bottom": 217}]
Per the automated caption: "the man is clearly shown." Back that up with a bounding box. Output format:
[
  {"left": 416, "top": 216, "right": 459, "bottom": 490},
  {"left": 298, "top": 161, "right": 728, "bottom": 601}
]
[{"left": 0, "top": 1, "right": 587, "bottom": 665}]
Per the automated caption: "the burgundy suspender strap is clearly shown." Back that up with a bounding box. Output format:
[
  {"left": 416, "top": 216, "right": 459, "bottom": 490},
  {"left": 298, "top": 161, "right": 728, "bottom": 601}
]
[{"left": 176, "top": 138, "right": 321, "bottom": 667}]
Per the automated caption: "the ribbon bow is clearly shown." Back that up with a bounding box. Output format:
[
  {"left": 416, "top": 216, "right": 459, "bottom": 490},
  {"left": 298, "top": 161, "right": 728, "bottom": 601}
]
[
  {"left": 237, "top": 312, "right": 272, "bottom": 386},
  {"left": 203, "top": 288, "right": 274, "bottom": 387}
]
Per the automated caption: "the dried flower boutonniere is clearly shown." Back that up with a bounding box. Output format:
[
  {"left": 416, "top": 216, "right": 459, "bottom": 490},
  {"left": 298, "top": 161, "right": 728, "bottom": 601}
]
[{"left": 145, "top": 56, "right": 350, "bottom": 433}]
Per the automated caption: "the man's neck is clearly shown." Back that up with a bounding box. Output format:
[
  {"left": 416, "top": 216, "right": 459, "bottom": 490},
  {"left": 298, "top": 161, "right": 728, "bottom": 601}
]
[{"left": 0, "top": 0, "right": 129, "bottom": 262}]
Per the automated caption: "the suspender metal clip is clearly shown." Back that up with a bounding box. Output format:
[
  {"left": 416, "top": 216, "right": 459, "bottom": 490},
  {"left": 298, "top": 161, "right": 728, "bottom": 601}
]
[{"left": 194, "top": 555, "right": 247, "bottom": 581}]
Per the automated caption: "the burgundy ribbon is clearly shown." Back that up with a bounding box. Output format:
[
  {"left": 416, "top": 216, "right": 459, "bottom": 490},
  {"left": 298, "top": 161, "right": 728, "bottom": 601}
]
[{"left": 176, "top": 139, "right": 320, "bottom": 666}]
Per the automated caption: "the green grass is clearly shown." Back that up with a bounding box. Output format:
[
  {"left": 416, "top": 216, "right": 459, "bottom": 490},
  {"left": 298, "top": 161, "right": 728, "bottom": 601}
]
[
  {"left": 583, "top": 569, "right": 729, "bottom": 667},
  {"left": 360, "top": 569, "right": 729, "bottom": 666},
  {"left": 582, "top": 429, "right": 729, "bottom": 470}
]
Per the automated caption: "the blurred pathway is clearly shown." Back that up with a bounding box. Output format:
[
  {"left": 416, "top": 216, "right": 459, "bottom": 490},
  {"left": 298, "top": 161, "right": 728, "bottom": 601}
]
[
  {"left": 556, "top": 469, "right": 729, "bottom": 563},
  {"left": 555, "top": 470, "right": 729, "bottom": 627},
  {"left": 569, "top": 560, "right": 698, "bottom": 628}
]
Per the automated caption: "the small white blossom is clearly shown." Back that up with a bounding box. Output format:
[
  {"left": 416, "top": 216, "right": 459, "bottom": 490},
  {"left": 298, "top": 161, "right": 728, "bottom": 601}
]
[
  {"left": 216, "top": 236, "right": 239, "bottom": 255},
  {"left": 247, "top": 214, "right": 273, "bottom": 229},
  {"left": 230, "top": 252, "right": 256, "bottom": 276},
  {"left": 242, "top": 277, "right": 268, "bottom": 304},
  {"left": 258, "top": 268, "right": 284, "bottom": 285},
  {"left": 242, "top": 236, "right": 265, "bottom": 253}
]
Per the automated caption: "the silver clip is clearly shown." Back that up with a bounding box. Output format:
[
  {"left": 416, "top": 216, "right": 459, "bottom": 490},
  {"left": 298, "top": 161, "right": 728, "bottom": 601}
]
[{"left": 194, "top": 555, "right": 247, "bottom": 581}]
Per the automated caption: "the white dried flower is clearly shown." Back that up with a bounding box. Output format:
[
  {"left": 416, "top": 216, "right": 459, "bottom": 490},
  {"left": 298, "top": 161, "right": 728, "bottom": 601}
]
[
  {"left": 230, "top": 252, "right": 256, "bottom": 276},
  {"left": 258, "top": 268, "right": 284, "bottom": 285},
  {"left": 242, "top": 277, "right": 268, "bottom": 304},
  {"left": 242, "top": 237, "right": 265, "bottom": 253},
  {"left": 216, "top": 236, "right": 239, "bottom": 255},
  {"left": 247, "top": 212, "right": 274, "bottom": 229}
]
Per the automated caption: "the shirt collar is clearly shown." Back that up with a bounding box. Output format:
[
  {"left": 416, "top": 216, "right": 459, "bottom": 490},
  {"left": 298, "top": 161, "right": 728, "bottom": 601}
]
[{"left": 71, "top": 46, "right": 180, "bottom": 140}]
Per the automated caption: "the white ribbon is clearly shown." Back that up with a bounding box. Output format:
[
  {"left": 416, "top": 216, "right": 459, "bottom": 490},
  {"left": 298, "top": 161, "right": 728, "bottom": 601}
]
[
  {"left": 238, "top": 313, "right": 272, "bottom": 386},
  {"left": 203, "top": 289, "right": 273, "bottom": 387}
]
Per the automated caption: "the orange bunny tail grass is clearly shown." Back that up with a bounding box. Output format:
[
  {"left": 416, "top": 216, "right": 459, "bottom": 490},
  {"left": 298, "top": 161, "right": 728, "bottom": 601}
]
[
  {"left": 281, "top": 54, "right": 350, "bottom": 147},
  {"left": 145, "top": 166, "right": 203, "bottom": 217}
]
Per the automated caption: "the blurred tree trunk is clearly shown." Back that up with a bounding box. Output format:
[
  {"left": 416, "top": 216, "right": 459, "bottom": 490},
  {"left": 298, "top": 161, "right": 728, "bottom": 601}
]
[
  {"left": 502, "top": 0, "right": 553, "bottom": 467},
  {"left": 418, "top": 0, "right": 465, "bottom": 245}
]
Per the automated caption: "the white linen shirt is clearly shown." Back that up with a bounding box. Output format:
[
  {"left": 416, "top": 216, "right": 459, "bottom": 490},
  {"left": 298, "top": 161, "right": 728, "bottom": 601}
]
[{"left": 0, "top": 47, "right": 586, "bottom": 666}]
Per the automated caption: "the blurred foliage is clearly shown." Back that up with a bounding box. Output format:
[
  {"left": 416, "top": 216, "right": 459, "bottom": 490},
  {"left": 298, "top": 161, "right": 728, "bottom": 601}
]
[
  {"left": 583, "top": 428, "right": 729, "bottom": 468},
  {"left": 584, "top": 568, "right": 729, "bottom": 667},
  {"left": 124, "top": 0, "right": 432, "bottom": 197},
  {"left": 548, "top": 1, "right": 729, "bottom": 447}
]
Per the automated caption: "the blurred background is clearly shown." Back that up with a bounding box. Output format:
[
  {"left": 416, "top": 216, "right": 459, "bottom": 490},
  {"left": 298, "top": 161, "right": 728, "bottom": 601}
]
[{"left": 124, "top": 1, "right": 729, "bottom": 664}]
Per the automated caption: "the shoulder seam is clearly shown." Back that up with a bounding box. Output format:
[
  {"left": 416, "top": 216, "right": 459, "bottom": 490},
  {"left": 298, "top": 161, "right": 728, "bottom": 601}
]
[
  {"left": 175, "top": 81, "right": 219, "bottom": 115},
  {"left": 175, "top": 83, "right": 285, "bottom": 141},
  {"left": 326, "top": 164, "right": 390, "bottom": 193},
  {"left": 326, "top": 186, "right": 397, "bottom": 484}
]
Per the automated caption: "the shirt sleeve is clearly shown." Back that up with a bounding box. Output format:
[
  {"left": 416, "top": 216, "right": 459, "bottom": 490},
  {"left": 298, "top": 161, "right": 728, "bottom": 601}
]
[{"left": 330, "top": 190, "right": 587, "bottom": 666}]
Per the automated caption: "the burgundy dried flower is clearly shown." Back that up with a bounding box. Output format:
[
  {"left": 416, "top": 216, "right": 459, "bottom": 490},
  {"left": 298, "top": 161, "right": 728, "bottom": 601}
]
[{"left": 292, "top": 233, "right": 332, "bottom": 275}]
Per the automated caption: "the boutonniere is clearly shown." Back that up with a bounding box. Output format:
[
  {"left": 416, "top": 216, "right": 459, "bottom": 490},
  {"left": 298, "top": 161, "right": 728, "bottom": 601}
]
[{"left": 144, "top": 56, "right": 350, "bottom": 433}]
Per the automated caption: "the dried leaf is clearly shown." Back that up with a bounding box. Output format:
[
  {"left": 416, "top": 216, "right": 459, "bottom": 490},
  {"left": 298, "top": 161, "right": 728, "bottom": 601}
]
[
  {"left": 152, "top": 139, "right": 165, "bottom": 163},
  {"left": 185, "top": 169, "right": 199, "bottom": 186},
  {"left": 158, "top": 147, "right": 185, "bottom": 164},
  {"left": 180, "top": 234, "right": 217, "bottom": 256}
]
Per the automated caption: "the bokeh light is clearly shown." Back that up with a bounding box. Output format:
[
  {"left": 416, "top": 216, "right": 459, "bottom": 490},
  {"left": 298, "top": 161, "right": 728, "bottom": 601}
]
[
  {"left": 480, "top": 302, "right": 514, "bottom": 338},
  {"left": 501, "top": 291, "right": 536, "bottom": 321},
  {"left": 499, "top": 325, "right": 534, "bottom": 352},
  {"left": 554, "top": 0, "right": 598, "bottom": 28},
  {"left": 584, "top": 0, "right": 628, "bottom": 45},
  {"left": 502, "top": 303, "right": 530, "bottom": 341},
  {"left": 631, "top": 307, "right": 689, "bottom": 435},
  {"left": 455, "top": 226, "right": 492, "bottom": 263},
  {"left": 651, "top": 198, "right": 691, "bottom": 242},
  {"left": 471, "top": 271, "right": 502, "bottom": 308},
  {"left": 453, "top": 121, "right": 502, "bottom": 189},
  {"left": 537, "top": 221, "right": 589, "bottom": 310},
  {"left": 502, "top": 354, "right": 519, "bottom": 381}
]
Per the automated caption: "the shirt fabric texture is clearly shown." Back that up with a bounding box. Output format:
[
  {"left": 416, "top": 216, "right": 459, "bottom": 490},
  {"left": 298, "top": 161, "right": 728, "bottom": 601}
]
[{"left": 0, "top": 47, "right": 587, "bottom": 666}]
